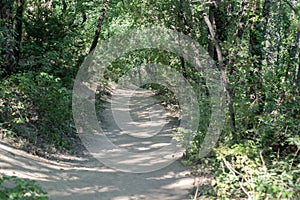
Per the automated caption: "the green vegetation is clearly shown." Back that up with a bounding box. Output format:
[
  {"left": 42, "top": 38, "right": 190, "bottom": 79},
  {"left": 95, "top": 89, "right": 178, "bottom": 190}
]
[
  {"left": 0, "top": 72, "right": 76, "bottom": 156},
  {"left": 0, "top": 0, "right": 299, "bottom": 199},
  {"left": 0, "top": 176, "right": 48, "bottom": 199}
]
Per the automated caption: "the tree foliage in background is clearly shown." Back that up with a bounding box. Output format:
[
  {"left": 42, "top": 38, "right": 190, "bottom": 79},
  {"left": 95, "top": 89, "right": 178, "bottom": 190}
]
[{"left": 0, "top": 0, "right": 299, "bottom": 199}]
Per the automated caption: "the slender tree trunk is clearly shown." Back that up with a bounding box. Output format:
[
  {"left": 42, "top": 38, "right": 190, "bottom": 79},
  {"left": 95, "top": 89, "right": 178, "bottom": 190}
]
[
  {"left": 178, "top": 0, "right": 190, "bottom": 79},
  {"left": 15, "top": 0, "right": 25, "bottom": 65},
  {"left": 89, "top": 0, "right": 109, "bottom": 53},
  {"left": 284, "top": 0, "right": 300, "bottom": 91},
  {"left": 292, "top": 0, "right": 299, "bottom": 89},
  {"left": 207, "top": 3, "right": 215, "bottom": 59},
  {"left": 297, "top": 40, "right": 300, "bottom": 88},
  {"left": 228, "top": 1, "right": 249, "bottom": 76},
  {"left": 202, "top": 10, "right": 236, "bottom": 132},
  {"left": 248, "top": 0, "right": 269, "bottom": 116},
  {"left": 213, "top": 0, "right": 227, "bottom": 42},
  {"left": 0, "top": 0, "right": 15, "bottom": 76}
]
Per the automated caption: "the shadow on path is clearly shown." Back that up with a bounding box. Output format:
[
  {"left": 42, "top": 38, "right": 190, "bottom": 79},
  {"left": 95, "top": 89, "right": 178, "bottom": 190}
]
[{"left": 0, "top": 88, "right": 208, "bottom": 200}]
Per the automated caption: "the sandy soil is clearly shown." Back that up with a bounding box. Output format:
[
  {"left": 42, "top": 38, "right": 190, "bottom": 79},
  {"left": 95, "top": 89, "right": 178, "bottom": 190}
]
[{"left": 0, "top": 88, "right": 210, "bottom": 200}]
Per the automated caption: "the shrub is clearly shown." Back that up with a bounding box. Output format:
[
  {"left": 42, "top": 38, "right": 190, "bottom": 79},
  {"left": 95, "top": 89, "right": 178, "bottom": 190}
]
[
  {"left": 212, "top": 142, "right": 300, "bottom": 199},
  {"left": 0, "top": 176, "right": 48, "bottom": 200},
  {"left": 0, "top": 72, "right": 77, "bottom": 155}
]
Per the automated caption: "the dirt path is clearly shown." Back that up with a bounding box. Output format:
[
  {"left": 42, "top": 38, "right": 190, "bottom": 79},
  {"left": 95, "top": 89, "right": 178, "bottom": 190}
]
[{"left": 0, "top": 88, "right": 208, "bottom": 200}]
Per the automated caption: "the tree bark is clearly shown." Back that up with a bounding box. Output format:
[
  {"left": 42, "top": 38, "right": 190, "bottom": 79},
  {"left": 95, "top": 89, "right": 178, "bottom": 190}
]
[
  {"left": 202, "top": 10, "right": 236, "bottom": 132},
  {"left": 89, "top": 0, "right": 109, "bottom": 54},
  {"left": 0, "top": 0, "right": 15, "bottom": 75},
  {"left": 283, "top": 0, "right": 300, "bottom": 91},
  {"left": 15, "top": 0, "right": 25, "bottom": 65},
  {"left": 178, "top": 0, "right": 191, "bottom": 79},
  {"left": 297, "top": 40, "right": 300, "bottom": 88},
  {"left": 207, "top": 3, "right": 215, "bottom": 59},
  {"left": 248, "top": 0, "right": 269, "bottom": 116},
  {"left": 228, "top": 1, "right": 249, "bottom": 77}
]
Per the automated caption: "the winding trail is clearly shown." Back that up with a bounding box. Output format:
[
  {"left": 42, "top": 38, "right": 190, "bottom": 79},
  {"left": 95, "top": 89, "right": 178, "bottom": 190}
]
[{"left": 0, "top": 88, "right": 209, "bottom": 200}]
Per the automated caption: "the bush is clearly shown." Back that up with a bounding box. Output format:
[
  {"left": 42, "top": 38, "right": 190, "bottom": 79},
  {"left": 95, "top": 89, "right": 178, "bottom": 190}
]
[
  {"left": 0, "top": 72, "right": 77, "bottom": 155},
  {"left": 212, "top": 142, "right": 300, "bottom": 199},
  {"left": 0, "top": 176, "right": 48, "bottom": 200}
]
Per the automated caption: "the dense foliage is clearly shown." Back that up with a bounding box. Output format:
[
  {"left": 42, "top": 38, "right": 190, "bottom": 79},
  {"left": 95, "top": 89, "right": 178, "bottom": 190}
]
[{"left": 1, "top": 0, "right": 299, "bottom": 199}]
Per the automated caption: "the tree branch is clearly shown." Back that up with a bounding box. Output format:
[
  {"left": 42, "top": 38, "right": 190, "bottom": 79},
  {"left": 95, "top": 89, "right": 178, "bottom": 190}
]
[{"left": 89, "top": 0, "right": 109, "bottom": 53}]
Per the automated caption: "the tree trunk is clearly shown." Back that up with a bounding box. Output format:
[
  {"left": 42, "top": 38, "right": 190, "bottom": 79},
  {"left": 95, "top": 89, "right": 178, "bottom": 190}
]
[
  {"left": 248, "top": 0, "right": 270, "bottom": 116},
  {"left": 284, "top": 0, "right": 300, "bottom": 91},
  {"left": 178, "top": 0, "right": 190, "bottom": 79},
  {"left": 228, "top": 1, "right": 249, "bottom": 76},
  {"left": 202, "top": 8, "right": 236, "bottom": 132},
  {"left": 89, "top": 0, "right": 109, "bottom": 53},
  {"left": 0, "top": 0, "right": 15, "bottom": 75},
  {"left": 207, "top": 3, "right": 215, "bottom": 59},
  {"left": 15, "top": 0, "right": 25, "bottom": 65}
]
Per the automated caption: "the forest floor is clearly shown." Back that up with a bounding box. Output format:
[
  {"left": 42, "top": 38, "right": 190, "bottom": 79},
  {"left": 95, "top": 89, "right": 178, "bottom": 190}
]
[{"left": 0, "top": 88, "right": 212, "bottom": 200}]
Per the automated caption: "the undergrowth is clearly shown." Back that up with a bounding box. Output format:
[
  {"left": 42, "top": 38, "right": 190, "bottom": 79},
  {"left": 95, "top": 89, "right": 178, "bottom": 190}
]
[{"left": 0, "top": 175, "right": 48, "bottom": 200}]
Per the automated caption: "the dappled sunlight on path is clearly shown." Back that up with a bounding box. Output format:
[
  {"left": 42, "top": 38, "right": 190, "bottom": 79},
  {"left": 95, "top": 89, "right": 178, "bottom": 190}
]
[
  {"left": 0, "top": 141, "right": 196, "bottom": 199},
  {"left": 0, "top": 88, "right": 207, "bottom": 199}
]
